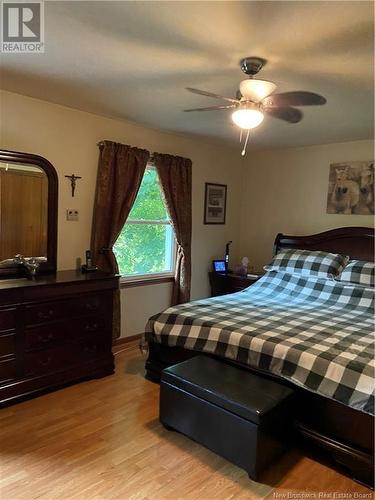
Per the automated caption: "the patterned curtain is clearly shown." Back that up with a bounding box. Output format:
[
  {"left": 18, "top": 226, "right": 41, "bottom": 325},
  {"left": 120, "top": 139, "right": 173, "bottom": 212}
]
[
  {"left": 154, "top": 153, "right": 192, "bottom": 305},
  {"left": 91, "top": 141, "right": 150, "bottom": 338}
]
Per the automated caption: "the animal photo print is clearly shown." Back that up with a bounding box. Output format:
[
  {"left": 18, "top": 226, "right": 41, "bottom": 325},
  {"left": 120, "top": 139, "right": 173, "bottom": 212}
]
[{"left": 326, "top": 161, "right": 374, "bottom": 215}]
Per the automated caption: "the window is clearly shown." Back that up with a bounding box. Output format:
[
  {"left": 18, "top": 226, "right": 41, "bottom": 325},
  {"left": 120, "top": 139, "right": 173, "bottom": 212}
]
[{"left": 114, "top": 166, "right": 175, "bottom": 280}]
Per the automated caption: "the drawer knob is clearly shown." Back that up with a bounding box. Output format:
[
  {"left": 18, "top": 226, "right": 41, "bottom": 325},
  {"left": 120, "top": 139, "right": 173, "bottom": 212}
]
[
  {"left": 37, "top": 333, "right": 54, "bottom": 343},
  {"left": 85, "top": 302, "right": 97, "bottom": 310},
  {"left": 38, "top": 310, "right": 54, "bottom": 320},
  {"left": 84, "top": 344, "right": 97, "bottom": 353},
  {"left": 40, "top": 356, "right": 52, "bottom": 366},
  {"left": 85, "top": 323, "right": 98, "bottom": 331}
]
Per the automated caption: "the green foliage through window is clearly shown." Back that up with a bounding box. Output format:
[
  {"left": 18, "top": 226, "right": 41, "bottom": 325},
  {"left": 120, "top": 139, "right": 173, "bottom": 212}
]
[
  {"left": 128, "top": 168, "right": 169, "bottom": 221},
  {"left": 114, "top": 168, "right": 175, "bottom": 276}
]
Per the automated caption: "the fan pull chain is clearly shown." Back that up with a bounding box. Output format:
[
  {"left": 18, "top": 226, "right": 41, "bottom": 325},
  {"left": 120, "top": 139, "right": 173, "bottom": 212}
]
[
  {"left": 241, "top": 129, "right": 250, "bottom": 156},
  {"left": 239, "top": 129, "right": 243, "bottom": 142}
]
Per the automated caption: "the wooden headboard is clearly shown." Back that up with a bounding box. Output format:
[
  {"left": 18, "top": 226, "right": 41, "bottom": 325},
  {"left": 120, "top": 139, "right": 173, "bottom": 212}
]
[{"left": 274, "top": 227, "right": 375, "bottom": 262}]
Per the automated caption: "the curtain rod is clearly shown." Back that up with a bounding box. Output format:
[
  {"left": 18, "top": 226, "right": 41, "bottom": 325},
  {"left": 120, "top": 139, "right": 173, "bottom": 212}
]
[{"left": 97, "top": 141, "right": 156, "bottom": 162}]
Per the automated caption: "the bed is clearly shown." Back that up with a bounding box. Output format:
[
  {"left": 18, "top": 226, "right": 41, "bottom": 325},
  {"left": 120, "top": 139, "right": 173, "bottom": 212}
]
[{"left": 143, "top": 227, "right": 374, "bottom": 485}]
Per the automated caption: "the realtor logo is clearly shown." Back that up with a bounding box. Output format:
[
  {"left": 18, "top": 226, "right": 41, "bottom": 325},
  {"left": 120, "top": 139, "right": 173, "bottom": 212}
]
[{"left": 1, "top": 1, "right": 44, "bottom": 53}]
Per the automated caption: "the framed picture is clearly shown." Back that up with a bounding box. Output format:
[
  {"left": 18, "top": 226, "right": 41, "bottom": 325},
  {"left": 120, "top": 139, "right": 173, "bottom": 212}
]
[
  {"left": 204, "top": 183, "right": 227, "bottom": 224},
  {"left": 326, "top": 161, "right": 374, "bottom": 215}
]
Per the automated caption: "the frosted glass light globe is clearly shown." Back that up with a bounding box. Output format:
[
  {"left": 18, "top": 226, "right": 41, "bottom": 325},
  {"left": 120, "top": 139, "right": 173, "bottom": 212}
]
[
  {"left": 231, "top": 108, "right": 264, "bottom": 129},
  {"left": 239, "top": 79, "right": 277, "bottom": 102}
]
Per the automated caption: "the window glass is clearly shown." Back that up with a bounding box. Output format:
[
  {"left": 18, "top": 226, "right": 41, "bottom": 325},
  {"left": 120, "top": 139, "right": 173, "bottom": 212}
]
[{"left": 114, "top": 167, "right": 175, "bottom": 277}]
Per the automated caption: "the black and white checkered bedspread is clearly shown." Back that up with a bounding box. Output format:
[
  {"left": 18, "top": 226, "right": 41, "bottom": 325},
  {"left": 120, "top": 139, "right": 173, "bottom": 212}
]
[{"left": 145, "top": 271, "right": 374, "bottom": 415}]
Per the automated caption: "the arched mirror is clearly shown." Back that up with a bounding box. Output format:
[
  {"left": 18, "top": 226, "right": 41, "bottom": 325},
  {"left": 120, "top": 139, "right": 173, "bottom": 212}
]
[{"left": 0, "top": 150, "right": 58, "bottom": 277}]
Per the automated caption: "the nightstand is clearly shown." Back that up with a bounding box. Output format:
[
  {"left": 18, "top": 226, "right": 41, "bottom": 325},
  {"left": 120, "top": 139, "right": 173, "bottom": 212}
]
[{"left": 208, "top": 272, "right": 263, "bottom": 297}]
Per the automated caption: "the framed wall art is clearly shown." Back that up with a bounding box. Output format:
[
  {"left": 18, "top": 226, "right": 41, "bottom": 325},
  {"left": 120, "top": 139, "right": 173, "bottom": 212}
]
[
  {"left": 204, "top": 183, "right": 227, "bottom": 224},
  {"left": 326, "top": 161, "right": 374, "bottom": 215}
]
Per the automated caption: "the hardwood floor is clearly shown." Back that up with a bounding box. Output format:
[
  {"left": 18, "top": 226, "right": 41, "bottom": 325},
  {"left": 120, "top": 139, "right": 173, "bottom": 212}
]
[{"left": 0, "top": 342, "right": 372, "bottom": 500}]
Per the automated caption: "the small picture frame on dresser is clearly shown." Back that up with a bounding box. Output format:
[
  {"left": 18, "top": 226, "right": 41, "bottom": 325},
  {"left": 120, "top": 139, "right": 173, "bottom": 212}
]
[{"left": 204, "top": 183, "right": 227, "bottom": 224}]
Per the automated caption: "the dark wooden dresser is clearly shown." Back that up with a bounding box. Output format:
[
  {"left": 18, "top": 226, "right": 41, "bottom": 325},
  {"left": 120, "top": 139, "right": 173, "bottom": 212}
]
[
  {"left": 209, "top": 272, "right": 263, "bottom": 297},
  {"left": 0, "top": 270, "right": 119, "bottom": 406}
]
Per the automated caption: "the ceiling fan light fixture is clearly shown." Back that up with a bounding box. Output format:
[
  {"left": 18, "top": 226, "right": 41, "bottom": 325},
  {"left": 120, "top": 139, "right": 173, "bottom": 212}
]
[
  {"left": 184, "top": 57, "right": 327, "bottom": 154},
  {"left": 239, "top": 79, "right": 277, "bottom": 102},
  {"left": 231, "top": 108, "right": 264, "bottom": 129}
]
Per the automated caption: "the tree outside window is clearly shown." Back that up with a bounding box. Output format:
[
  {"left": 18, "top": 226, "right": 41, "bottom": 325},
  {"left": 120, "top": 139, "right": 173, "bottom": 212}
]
[{"left": 114, "top": 167, "right": 175, "bottom": 278}]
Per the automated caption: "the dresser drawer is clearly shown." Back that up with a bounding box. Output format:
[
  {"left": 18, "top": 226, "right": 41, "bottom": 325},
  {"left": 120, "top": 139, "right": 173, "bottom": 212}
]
[
  {"left": 25, "top": 299, "right": 74, "bottom": 325},
  {"left": 0, "top": 308, "right": 16, "bottom": 332},
  {"left": 0, "top": 333, "right": 16, "bottom": 357},
  {"left": 25, "top": 292, "right": 113, "bottom": 326},
  {"left": 25, "top": 325, "right": 65, "bottom": 350},
  {"left": 24, "top": 336, "right": 108, "bottom": 377},
  {"left": 79, "top": 293, "right": 112, "bottom": 315},
  {"left": 78, "top": 337, "right": 110, "bottom": 361},
  {"left": 24, "top": 346, "right": 71, "bottom": 377},
  {"left": 25, "top": 316, "right": 110, "bottom": 350},
  {"left": 74, "top": 316, "right": 110, "bottom": 336},
  {"left": 0, "top": 358, "right": 16, "bottom": 384}
]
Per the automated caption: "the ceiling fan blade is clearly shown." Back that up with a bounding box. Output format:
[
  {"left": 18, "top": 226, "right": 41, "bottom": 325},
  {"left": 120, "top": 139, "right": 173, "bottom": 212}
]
[
  {"left": 186, "top": 87, "right": 239, "bottom": 104},
  {"left": 264, "top": 106, "right": 303, "bottom": 123},
  {"left": 263, "top": 91, "right": 326, "bottom": 107},
  {"left": 184, "top": 105, "right": 237, "bottom": 112}
]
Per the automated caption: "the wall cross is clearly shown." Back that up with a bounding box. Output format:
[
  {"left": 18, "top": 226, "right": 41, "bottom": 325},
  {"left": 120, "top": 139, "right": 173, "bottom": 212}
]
[{"left": 65, "top": 174, "right": 82, "bottom": 197}]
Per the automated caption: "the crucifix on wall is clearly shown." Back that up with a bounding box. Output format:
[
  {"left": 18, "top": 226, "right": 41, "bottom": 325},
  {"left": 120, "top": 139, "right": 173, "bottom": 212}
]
[{"left": 65, "top": 174, "right": 82, "bottom": 197}]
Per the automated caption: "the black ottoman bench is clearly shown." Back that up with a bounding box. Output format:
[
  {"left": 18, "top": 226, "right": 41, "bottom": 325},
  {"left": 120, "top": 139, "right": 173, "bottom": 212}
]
[{"left": 160, "top": 356, "right": 294, "bottom": 480}]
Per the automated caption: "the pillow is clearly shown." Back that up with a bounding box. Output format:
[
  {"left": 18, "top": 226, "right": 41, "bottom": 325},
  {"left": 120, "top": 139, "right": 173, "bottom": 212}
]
[
  {"left": 264, "top": 248, "right": 348, "bottom": 279},
  {"left": 336, "top": 260, "right": 374, "bottom": 287}
]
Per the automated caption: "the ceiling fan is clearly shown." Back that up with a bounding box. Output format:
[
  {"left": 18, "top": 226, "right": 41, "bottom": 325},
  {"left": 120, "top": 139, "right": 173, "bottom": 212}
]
[{"left": 184, "top": 57, "right": 327, "bottom": 156}]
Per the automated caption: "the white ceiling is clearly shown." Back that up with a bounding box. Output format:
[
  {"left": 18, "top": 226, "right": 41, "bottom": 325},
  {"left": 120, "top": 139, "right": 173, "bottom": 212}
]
[{"left": 0, "top": 1, "right": 374, "bottom": 149}]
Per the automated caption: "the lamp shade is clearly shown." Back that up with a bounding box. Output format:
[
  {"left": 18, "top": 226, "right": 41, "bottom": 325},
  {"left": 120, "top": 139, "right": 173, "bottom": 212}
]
[
  {"left": 239, "top": 79, "right": 277, "bottom": 102},
  {"left": 231, "top": 108, "right": 264, "bottom": 129}
]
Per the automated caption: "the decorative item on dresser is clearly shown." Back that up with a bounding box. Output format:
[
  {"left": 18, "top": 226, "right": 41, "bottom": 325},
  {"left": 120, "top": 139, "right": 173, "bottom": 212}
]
[
  {"left": 209, "top": 271, "right": 263, "bottom": 297},
  {"left": 0, "top": 270, "right": 118, "bottom": 407}
]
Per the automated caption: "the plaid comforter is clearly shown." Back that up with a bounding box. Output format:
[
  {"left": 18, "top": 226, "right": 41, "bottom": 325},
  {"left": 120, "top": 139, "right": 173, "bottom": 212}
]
[{"left": 145, "top": 271, "right": 375, "bottom": 415}]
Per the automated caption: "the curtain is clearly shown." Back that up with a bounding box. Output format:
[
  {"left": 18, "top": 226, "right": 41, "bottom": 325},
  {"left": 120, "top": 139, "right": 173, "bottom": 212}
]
[
  {"left": 154, "top": 153, "right": 192, "bottom": 305},
  {"left": 91, "top": 141, "right": 150, "bottom": 338}
]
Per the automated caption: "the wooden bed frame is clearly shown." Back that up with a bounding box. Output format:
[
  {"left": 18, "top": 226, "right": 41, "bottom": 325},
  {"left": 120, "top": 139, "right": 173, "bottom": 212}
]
[{"left": 145, "top": 227, "right": 375, "bottom": 486}]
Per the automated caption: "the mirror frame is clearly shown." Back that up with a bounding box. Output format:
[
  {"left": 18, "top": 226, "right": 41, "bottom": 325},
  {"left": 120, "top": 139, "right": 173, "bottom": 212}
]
[{"left": 0, "top": 149, "right": 58, "bottom": 276}]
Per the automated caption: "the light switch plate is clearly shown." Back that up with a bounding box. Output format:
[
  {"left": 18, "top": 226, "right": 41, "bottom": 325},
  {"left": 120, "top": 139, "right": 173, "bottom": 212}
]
[{"left": 66, "top": 209, "right": 79, "bottom": 221}]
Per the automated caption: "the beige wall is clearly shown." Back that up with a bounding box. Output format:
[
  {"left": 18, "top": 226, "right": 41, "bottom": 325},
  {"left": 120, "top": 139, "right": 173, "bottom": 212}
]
[
  {"left": 0, "top": 90, "right": 243, "bottom": 337},
  {"left": 240, "top": 139, "right": 374, "bottom": 270}
]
